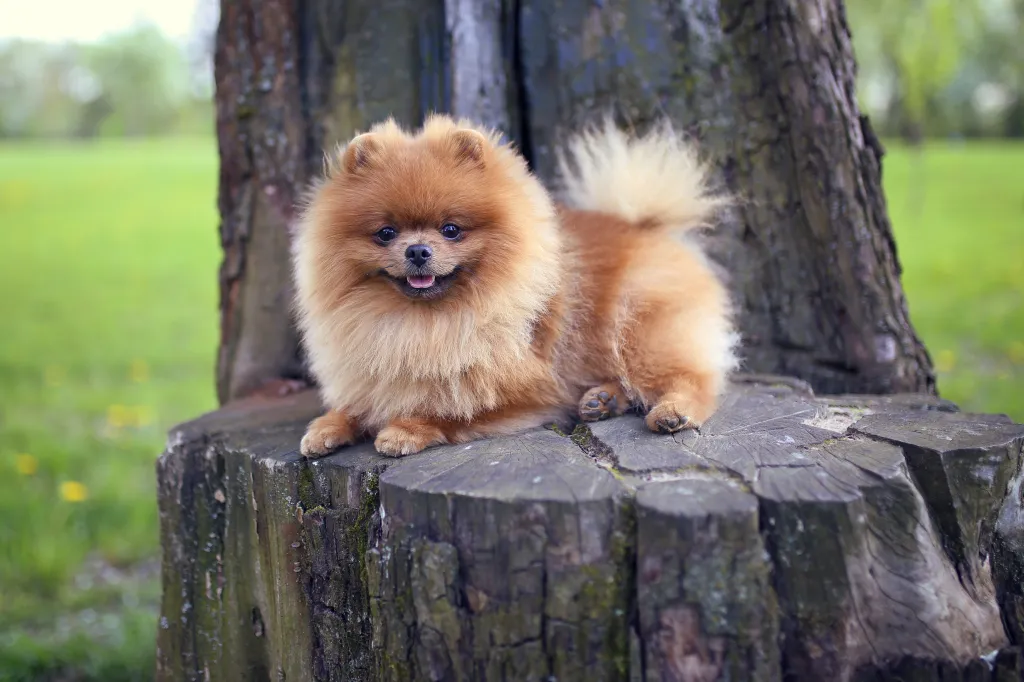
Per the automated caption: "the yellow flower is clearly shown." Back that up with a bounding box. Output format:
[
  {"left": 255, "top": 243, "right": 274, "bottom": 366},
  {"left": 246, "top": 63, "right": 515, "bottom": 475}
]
[
  {"left": 107, "top": 404, "right": 129, "bottom": 429},
  {"left": 130, "top": 359, "right": 149, "bottom": 383},
  {"left": 935, "top": 349, "right": 956, "bottom": 373},
  {"left": 1009, "top": 341, "right": 1024, "bottom": 365},
  {"left": 16, "top": 454, "right": 38, "bottom": 476},
  {"left": 60, "top": 481, "right": 89, "bottom": 502}
]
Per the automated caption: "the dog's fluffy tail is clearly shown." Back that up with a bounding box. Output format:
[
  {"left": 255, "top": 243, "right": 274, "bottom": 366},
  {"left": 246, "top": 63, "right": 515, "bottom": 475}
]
[{"left": 555, "top": 120, "right": 727, "bottom": 232}]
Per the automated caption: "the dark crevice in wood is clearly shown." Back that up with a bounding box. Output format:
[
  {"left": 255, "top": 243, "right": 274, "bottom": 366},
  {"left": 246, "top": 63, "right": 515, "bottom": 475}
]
[
  {"left": 813, "top": 356, "right": 862, "bottom": 374},
  {"left": 419, "top": 0, "right": 450, "bottom": 122},
  {"left": 757, "top": 499, "right": 789, "bottom": 681},
  {"left": 295, "top": 0, "right": 313, "bottom": 181},
  {"left": 539, "top": 549, "right": 554, "bottom": 678},
  {"left": 768, "top": 338, "right": 817, "bottom": 353},
  {"left": 507, "top": 0, "right": 533, "bottom": 167}
]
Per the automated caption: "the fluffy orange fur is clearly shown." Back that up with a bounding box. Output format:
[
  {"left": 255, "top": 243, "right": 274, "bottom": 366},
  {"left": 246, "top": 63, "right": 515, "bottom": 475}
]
[{"left": 292, "top": 115, "right": 739, "bottom": 457}]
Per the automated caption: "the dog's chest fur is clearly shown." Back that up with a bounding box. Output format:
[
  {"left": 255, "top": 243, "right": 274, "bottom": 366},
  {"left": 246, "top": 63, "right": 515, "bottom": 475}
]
[{"left": 308, "top": 298, "right": 564, "bottom": 429}]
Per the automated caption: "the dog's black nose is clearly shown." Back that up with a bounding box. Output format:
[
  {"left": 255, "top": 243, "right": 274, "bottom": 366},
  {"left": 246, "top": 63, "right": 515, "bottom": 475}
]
[{"left": 405, "top": 244, "right": 433, "bottom": 267}]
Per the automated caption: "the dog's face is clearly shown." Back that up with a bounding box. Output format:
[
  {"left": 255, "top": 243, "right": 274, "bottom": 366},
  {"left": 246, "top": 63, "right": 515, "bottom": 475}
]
[{"left": 303, "top": 118, "right": 540, "bottom": 306}]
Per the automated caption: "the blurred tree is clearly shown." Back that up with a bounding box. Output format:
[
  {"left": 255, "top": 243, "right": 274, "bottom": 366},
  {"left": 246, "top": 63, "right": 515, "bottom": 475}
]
[
  {"left": 1, "top": 1, "right": 1020, "bottom": 141},
  {"left": 0, "top": 41, "right": 79, "bottom": 137},
  {"left": 847, "top": 0, "right": 1022, "bottom": 139},
  {"left": 972, "top": 0, "right": 1024, "bottom": 136},
  {"left": 847, "top": 0, "right": 980, "bottom": 142},
  {"left": 84, "top": 23, "right": 192, "bottom": 136},
  {"left": 0, "top": 21, "right": 215, "bottom": 139}
]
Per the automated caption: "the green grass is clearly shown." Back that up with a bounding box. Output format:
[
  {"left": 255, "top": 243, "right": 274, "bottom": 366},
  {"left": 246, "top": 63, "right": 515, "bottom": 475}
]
[
  {"left": 0, "top": 137, "right": 1020, "bottom": 680},
  {"left": 0, "top": 138, "right": 219, "bottom": 680},
  {"left": 883, "top": 141, "right": 1024, "bottom": 420}
]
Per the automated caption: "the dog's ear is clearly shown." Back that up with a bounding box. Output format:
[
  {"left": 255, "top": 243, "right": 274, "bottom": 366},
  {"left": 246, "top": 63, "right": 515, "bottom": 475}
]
[
  {"left": 341, "top": 133, "right": 382, "bottom": 174},
  {"left": 449, "top": 129, "right": 488, "bottom": 167}
]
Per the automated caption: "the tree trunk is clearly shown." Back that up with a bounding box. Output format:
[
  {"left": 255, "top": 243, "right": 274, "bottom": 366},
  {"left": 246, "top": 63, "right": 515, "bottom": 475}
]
[
  {"left": 212, "top": 0, "right": 933, "bottom": 404},
  {"left": 213, "top": 0, "right": 449, "bottom": 402},
  {"left": 156, "top": 377, "right": 1024, "bottom": 681}
]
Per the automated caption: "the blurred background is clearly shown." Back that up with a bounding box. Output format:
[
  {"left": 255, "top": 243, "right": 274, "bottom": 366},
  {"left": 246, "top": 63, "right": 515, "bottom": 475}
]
[{"left": 0, "top": 0, "right": 1021, "bottom": 679}]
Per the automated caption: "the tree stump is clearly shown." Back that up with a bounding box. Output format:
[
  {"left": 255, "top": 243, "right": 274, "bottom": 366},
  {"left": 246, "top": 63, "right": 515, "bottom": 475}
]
[{"left": 156, "top": 376, "right": 1024, "bottom": 681}]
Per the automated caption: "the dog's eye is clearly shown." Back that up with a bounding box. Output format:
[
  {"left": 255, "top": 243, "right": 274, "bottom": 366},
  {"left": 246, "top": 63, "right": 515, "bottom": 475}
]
[
  {"left": 375, "top": 226, "right": 397, "bottom": 244},
  {"left": 440, "top": 223, "right": 461, "bottom": 240}
]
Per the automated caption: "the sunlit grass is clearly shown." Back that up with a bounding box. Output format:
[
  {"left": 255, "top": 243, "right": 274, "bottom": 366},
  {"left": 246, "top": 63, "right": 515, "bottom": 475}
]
[
  {"left": 883, "top": 140, "right": 1024, "bottom": 420},
  {"left": 0, "top": 138, "right": 218, "bottom": 680}
]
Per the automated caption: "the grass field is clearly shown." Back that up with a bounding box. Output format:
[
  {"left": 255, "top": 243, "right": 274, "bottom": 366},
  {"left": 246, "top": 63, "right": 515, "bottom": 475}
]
[
  {"left": 0, "top": 138, "right": 1021, "bottom": 680},
  {"left": 883, "top": 141, "right": 1024, "bottom": 418},
  {"left": 0, "top": 139, "right": 219, "bottom": 680}
]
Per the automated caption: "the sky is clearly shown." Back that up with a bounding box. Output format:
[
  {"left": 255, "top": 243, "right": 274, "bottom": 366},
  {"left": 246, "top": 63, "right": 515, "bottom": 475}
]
[{"left": 0, "top": 0, "right": 201, "bottom": 42}]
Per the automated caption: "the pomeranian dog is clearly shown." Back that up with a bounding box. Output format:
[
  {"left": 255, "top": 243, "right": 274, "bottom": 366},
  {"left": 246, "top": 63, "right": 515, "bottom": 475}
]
[{"left": 292, "top": 114, "right": 738, "bottom": 457}]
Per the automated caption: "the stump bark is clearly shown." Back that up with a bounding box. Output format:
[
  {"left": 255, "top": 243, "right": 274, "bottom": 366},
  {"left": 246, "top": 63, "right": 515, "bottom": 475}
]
[
  {"left": 156, "top": 376, "right": 1024, "bottom": 681},
  {"left": 212, "top": 0, "right": 934, "bottom": 403}
]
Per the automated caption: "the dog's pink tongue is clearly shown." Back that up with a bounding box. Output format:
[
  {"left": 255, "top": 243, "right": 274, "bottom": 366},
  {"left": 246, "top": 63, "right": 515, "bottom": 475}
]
[{"left": 407, "top": 275, "right": 436, "bottom": 289}]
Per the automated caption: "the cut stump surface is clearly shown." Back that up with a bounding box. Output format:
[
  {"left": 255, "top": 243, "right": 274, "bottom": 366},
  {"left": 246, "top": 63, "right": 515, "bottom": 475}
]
[{"left": 156, "top": 376, "right": 1024, "bottom": 682}]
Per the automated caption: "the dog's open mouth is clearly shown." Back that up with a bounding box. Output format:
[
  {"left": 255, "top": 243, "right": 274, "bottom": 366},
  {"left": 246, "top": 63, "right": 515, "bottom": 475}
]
[
  {"left": 406, "top": 275, "right": 436, "bottom": 289},
  {"left": 382, "top": 269, "right": 459, "bottom": 300}
]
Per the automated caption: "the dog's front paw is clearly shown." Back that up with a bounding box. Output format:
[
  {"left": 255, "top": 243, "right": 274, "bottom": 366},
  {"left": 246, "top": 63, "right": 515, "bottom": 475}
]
[
  {"left": 300, "top": 411, "right": 357, "bottom": 458},
  {"left": 579, "top": 383, "right": 628, "bottom": 422},
  {"left": 374, "top": 420, "right": 445, "bottom": 457},
  {"left": 644, "top": 397, "right": 704, "bottom": 434}
]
